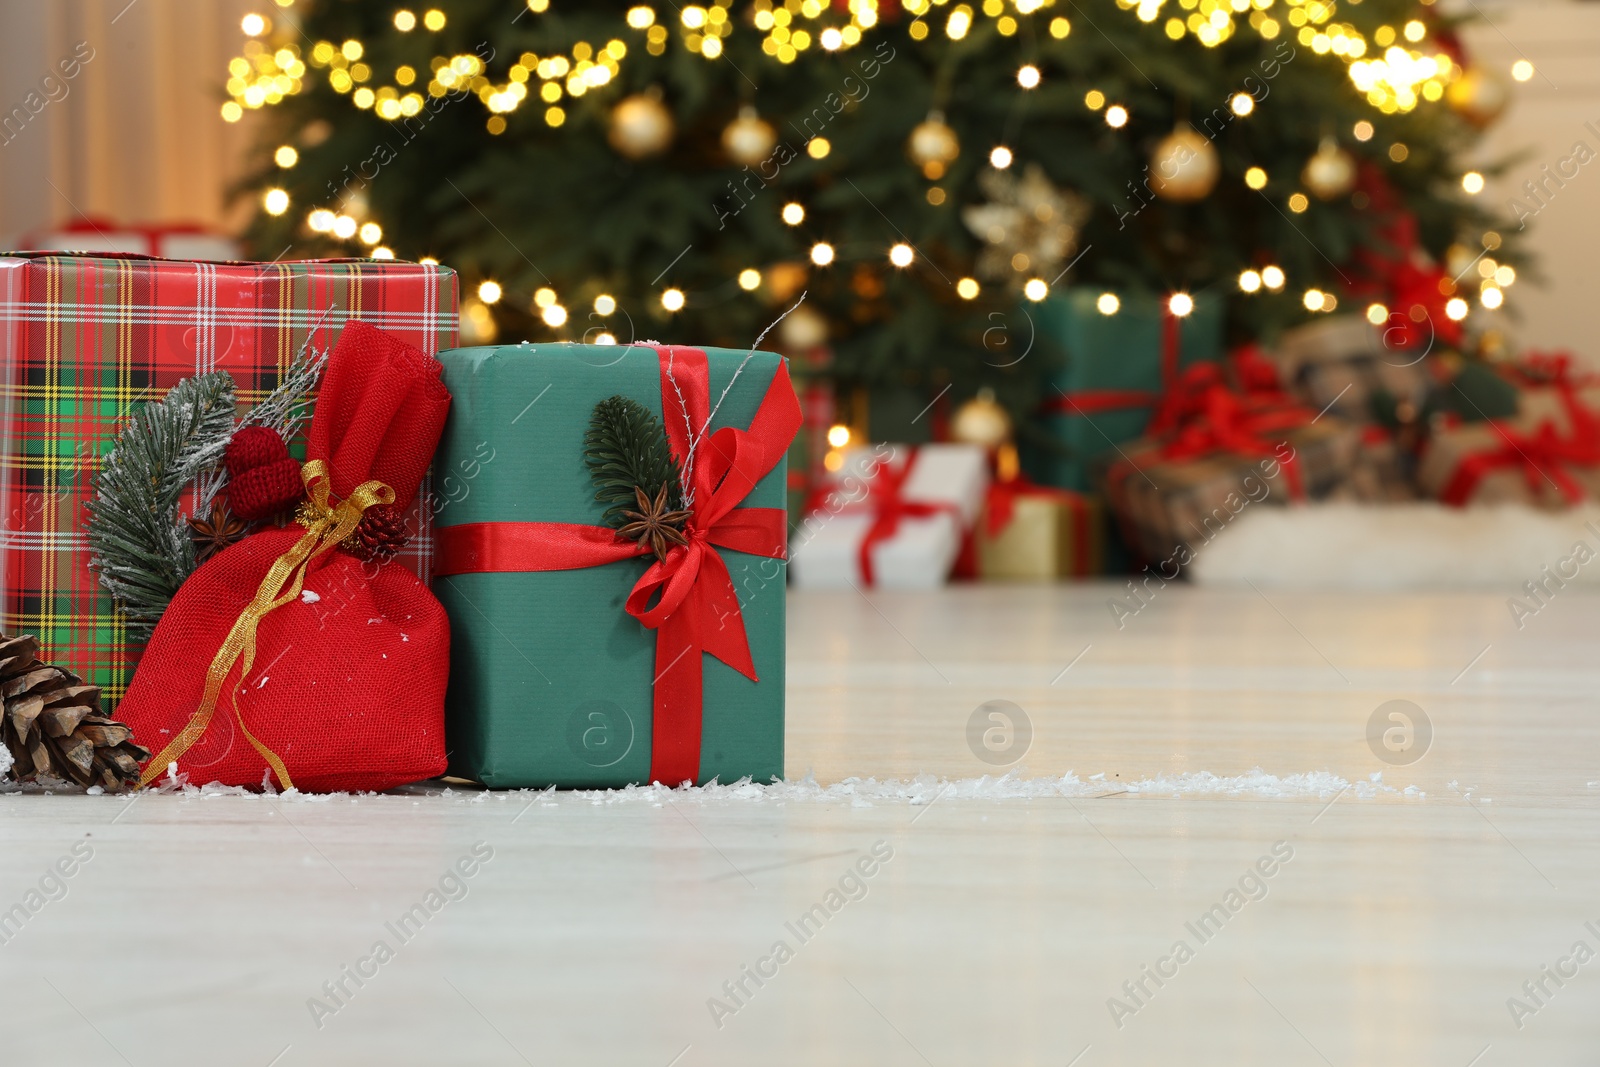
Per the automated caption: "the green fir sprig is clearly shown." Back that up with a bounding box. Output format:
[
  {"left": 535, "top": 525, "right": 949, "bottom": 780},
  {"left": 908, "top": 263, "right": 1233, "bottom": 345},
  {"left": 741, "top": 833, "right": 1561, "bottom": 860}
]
[
  {"left": 582, "top": 395, "right": 683, "bottom": 528},
  {"left": 86, "top": 372, "right": 237, "bottom": 639}
]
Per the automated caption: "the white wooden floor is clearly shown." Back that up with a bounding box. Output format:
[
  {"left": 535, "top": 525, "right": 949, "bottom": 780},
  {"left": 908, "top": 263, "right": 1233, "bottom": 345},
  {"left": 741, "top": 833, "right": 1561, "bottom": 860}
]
[{"left": 3, "top": 584, "right": 1597, "bottom": 1065}]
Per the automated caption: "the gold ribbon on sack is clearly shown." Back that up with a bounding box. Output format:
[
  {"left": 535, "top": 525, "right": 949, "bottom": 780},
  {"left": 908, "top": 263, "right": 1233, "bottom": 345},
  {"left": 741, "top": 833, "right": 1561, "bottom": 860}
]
[{"left": 138, "top": 460, "right": 394, "bottom": 790}]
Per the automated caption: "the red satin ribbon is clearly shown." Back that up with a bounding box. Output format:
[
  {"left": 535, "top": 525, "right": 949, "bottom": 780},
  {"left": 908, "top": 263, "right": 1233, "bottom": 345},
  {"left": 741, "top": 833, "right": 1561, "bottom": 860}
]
[
  {"left": 1042, "top": 388, "right": 1161, "bottom": 416},
  {"left": 1155, "top": 364, "right": 1311, "bottom": 497},
  {"left": 837, "top": 447, "right": 962, "bottom": 586},
  {"left": 1162, "top": 311, "right": 1181, "bottom": 389},
  {"left": 434, "top": 346, "right": 801, "bottom": 786},
  {"left": 802, "top": 447, "right": 967, "bottom": 585},
  {"left": 1505, "top": 351, "right": 1587, "bottom": 389},
  {"left": 1439, "top": 385, "right": 1600, "bottom": 506},
  {"left": 1439, "top": 355, "right": 1600, "bottom": 506},
  {"left": 1440, "top": 422, "right": 1589, "bottom": 506},
  {"left": 1113, "top": 362, "right": 1313, "bottom": 502},
  {"left": 1041, "top": 305, "right": 1190, "bottom": 425}
]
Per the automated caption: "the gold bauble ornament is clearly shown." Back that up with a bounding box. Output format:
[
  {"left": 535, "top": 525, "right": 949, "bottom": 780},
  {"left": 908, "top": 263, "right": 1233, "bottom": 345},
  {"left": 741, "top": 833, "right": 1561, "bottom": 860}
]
[
  {"left": 722, "top": 106, "right": 777, "bottom": 167},
  {"left": 609, "top": 91, "right": 675, "bottom": 159},
  {"left": 1447, "top": 66, "right": 1509, "bottom": 129},
  {"left": 777, "top": 304, "right": 829, "bottom": 351},
  {"left": 1302, "top": 138, "right": 1357, "bottom": 200},
  {"left": 1149, "top": 125, "right": 1219, "bottom": 202},
  {"left": 907, "top": 111, "right": 960, "bottom": 169},
  {"left": 950, "top": 388, "right": 1013, "bottom": 450}
]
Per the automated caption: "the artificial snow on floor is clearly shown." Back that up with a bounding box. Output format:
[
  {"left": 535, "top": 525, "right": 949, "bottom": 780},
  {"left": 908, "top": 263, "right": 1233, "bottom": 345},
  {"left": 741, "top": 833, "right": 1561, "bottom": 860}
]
[{"left": 0, "top": 768, "right": 1420, "bottom": 803}]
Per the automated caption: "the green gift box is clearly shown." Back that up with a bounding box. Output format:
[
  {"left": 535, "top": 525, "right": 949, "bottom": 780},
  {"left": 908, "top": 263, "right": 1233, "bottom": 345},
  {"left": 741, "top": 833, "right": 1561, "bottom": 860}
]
[
  {"left": 1025, "top": 288, "right": 1224, "bottom": 491},
  {"left": 432, "top": 343, "right": 792, "bottom": 788}
]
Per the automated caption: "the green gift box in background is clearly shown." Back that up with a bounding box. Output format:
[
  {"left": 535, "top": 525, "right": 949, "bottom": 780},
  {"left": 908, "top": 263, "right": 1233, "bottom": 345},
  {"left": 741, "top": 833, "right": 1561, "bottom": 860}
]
[
  {"left": 1023, "top": 288, "right": 1224, "bottom": 491},
  {"left": 432, "top": 343, "right": 795, "bottom": 788}
]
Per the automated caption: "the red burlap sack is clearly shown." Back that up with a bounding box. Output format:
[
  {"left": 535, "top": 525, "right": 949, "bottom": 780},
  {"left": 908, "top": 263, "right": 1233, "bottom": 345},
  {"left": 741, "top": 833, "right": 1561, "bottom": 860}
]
[{"left": 117, "top": 321, "right": 452, "bottom": 792}]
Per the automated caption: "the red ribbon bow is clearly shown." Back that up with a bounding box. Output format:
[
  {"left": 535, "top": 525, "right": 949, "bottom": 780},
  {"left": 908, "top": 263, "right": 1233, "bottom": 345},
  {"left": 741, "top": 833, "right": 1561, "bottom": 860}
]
[
  {"left": 805, "top": 447, "right": 964, "bottom": 586},
  {"left": 856, "top": 447, "right": 969, "bottom": 586},
  {"left": 434, "top": 346, "right": 801, "bottom": 786},
  {"left": 1505, "top": 350, "right": 1598, "bottom": 394},
  {"left": 1441, "top": 386, "right": 1600, "bottom": 506},
  {"left": 1441, "top": 422, "right": 1589, "bottom": 506},
  {"left": 1127, "top": 361, "right": 1313, "bottom": 499}
]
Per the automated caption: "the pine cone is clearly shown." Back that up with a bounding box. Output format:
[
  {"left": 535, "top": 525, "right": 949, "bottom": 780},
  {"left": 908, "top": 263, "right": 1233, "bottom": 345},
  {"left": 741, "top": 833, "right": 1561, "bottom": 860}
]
[
  {"left": 342, "top": 503, "right": 411, "bottom": 562},
  {"left": 0, "top": 633, "right": 149, "bottom": 791}
]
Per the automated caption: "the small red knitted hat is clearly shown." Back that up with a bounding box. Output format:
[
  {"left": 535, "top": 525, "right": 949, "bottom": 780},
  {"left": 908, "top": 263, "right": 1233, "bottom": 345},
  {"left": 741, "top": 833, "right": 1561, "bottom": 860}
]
[{"left": 226, "top": 426, "right": 303, "bottom": 521}]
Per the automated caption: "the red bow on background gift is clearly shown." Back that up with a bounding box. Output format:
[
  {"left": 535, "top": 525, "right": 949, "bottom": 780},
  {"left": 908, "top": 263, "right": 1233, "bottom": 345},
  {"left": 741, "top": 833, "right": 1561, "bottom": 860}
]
[
  {"left": 1441, "top": 420, "right": 1595, "bottom": 506},
  {"left": 1504, "top": 350, "right": 1598, "bottom": 390},
  {"left": 804, "top": 446, "right": 963, "bottom": 586},
  {"left": 434, "top": 346, "right": 800, "bottom": 786},
  {"left": 1502, "top": 350, "right": 1600, "bottom": 444},
  {"left": 1440, "top": 385, "right": 1600, "bottom": 506},
  {"left": 1228, "top": 345, "right": 1294, "bottom": 401},
  {"left": 1138, "top": 362, "right": 1312, "bottom": 497}
]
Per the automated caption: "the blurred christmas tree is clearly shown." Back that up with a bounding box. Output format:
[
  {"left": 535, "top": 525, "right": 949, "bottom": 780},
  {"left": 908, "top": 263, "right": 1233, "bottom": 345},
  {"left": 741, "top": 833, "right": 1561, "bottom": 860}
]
[{"left": 231, "top": 0, "right": 1522, "bottom": 405}]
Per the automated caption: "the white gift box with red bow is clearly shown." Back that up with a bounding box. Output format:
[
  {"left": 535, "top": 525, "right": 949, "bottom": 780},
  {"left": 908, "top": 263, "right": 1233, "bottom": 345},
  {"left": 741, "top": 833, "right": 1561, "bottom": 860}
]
[{"left": 790, "top": 443, "right": 989, "bottom": 589}]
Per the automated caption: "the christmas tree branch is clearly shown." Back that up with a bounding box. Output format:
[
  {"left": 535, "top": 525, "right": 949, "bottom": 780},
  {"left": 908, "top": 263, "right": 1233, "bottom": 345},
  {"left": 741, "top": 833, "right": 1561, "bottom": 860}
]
[
  {"left": 583, "top": 395, "right": 683, "bottom": 528},
  {"left": 87, "top": 372, "right": 237, "bottom": 639}
]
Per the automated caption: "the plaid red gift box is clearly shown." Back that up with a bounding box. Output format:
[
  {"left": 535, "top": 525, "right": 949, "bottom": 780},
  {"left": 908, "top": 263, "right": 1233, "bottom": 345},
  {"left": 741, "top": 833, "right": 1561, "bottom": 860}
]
[{"left": 0, "top": 253, "right": 457, "bottom": 706}]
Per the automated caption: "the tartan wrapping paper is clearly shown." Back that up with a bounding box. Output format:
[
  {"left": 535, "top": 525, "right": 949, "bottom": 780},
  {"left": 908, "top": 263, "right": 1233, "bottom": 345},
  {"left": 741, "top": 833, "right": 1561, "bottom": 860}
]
[
  {"left": 1416, "top": 386, "right": 1600, "bottom": 507},
  {"left": 0, "top": 253, "right": 458, "bottom": 705},
  {"left": 1103, "top": 418, "right": 1362, "bottom": 566},
  {"left": 1267, "top": 315, "right": 1431, "bottom": 424}
]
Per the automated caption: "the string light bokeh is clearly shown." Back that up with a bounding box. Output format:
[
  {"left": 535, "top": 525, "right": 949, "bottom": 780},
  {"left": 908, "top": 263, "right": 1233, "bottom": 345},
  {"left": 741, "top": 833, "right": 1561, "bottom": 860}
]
[{"left": 227, "top": 0, "right": 1525, "bottom": 327}]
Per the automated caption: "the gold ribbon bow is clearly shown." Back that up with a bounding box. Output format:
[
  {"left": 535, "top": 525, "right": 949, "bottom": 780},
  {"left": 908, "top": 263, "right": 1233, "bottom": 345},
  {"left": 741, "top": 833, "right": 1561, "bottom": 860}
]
[{"left": 138, "top": 460, "right": 394, "bottom": 790}]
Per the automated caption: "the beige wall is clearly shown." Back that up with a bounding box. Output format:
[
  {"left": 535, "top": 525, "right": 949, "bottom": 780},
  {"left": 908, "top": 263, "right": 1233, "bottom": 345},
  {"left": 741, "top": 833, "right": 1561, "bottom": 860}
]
[
  {"left": 0, "top": 0, "right": 258, "bottom": 245},
  {"left": 1461, "top": 0, "right": 1600, "bottom": 356}
]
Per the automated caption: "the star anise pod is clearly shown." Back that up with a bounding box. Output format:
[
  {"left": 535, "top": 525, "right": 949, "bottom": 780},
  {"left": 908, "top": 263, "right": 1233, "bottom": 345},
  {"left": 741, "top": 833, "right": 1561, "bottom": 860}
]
[
  {"left": 187, "top": 502, "right": 249, "bottom": 563},
  {"left": 617, "top": 484, "right": 691, "bottom": 562}
]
